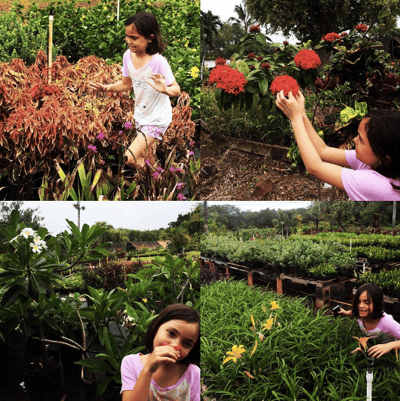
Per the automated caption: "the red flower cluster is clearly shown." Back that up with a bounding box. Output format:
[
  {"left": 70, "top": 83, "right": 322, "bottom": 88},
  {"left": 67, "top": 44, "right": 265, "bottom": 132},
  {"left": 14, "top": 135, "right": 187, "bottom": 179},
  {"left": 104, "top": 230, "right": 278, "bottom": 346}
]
[
  {"left": 324, "top": 32, "right": 340, "bottom": 42},
  {"left": 355, "top": 24, "right": 368, "bottom": 33},
  {"left": 247, "top": 53, "right": 256, "bottom": 60},
  {"left": 215, "top": 57, "right": 227, "bottom": 66},
  {"left": 270, "top": 75, "right": 299, "bottom": 96},
  {"left": 294, "top": 49, "right": 321, "bottom": 70},
  {"left": 261, "top": 62, "right": 271, "bottom": 70},
  {"left": 256, "top": 55, "right": 263, "bottom": 61},
  {"left": 209, "top": 65, "right": 247, "bottom": 95},
  {"left": 340, "top": 32, "right": 348, "bottom": 37},
  {"left": 283, "top": 40, "right": 289, "bottom": 46},
  {"left": 249, "top": 24, "right": 261, "bottom": 33}
]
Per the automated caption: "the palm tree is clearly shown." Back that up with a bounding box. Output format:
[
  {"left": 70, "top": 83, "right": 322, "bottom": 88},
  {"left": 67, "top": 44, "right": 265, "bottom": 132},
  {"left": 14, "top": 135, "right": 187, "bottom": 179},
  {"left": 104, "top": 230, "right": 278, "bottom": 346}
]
[
  {"left": 201, "top": 10, "right": 223, "bottom": 78},
  {"left": 228, "top": 2, "right": 256, "bottom": 33}
]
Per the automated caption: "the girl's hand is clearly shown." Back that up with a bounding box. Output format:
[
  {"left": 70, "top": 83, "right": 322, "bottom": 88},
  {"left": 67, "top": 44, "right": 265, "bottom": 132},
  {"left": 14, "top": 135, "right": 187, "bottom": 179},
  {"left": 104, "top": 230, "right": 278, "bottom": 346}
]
[
  {"left": 338, "top": 308, "right": 352, "bottom": 317},
  {"left": 147, "top": 73, "right": 167, "bottom": 94},
  {"left": 368, "top": 343, "right": 394, "bottom": 358},
  {"left": 276, "top": 90, "right": 303, "bottom": 121},
  {"left": 145, "top": 345, "right": 180, "bottom": 374},
  {"left": 88, "top": 82, "right": 109, "bottom": 92}
]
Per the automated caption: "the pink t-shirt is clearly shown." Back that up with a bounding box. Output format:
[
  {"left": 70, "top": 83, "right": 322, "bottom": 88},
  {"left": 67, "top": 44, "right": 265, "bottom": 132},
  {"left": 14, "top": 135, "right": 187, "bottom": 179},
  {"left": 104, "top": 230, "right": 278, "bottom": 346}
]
[
  {"left": 357, "top": 312, "right": 400, "bottom": 343},
  {"left": 121, "top": 50, "right": 175, "bottom": 127},
  {"left": 341, "top": 150, "right": 400, "bottom": 200},
  {"left": 120, "top": 354, "right": 200, "bottom": 401}
]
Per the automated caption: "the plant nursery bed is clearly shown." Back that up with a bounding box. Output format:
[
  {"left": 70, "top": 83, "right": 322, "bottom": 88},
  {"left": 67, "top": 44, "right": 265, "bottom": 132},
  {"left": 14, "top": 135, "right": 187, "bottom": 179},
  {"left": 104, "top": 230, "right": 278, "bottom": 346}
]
[{"left": 199, "top": 132, "right": 349, "bottom": 201}]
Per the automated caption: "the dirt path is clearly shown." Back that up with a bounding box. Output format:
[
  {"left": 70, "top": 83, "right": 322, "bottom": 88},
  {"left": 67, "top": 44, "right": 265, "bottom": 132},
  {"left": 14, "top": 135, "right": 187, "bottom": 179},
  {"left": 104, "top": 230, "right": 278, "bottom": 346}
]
[{"left": 199, "top": 133, "right": 349, "bottom": 201}]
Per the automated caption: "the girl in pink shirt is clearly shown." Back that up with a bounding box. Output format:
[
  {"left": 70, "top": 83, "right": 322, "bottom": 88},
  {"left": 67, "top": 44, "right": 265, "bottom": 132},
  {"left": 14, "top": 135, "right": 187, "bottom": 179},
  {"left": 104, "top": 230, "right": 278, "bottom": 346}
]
[
  {"left": 120, "top": 304, "right": 200, "bottom": 401},
  {"left": 339, "top": 283, "right": 400, "bottom": 358},
  {"left": 276, "top": 91, "right": 400, "bottom": 200},
  {"left": 90, "top": 12, "right": 181, "bottom": 170}
]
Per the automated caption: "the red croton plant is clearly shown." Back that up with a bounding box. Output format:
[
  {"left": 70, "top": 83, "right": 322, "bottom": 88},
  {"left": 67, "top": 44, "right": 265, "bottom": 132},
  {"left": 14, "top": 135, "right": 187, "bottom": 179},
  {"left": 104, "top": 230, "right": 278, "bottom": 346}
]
[{"left": 0, "top": 51, "right": 194, "bottom": 199}]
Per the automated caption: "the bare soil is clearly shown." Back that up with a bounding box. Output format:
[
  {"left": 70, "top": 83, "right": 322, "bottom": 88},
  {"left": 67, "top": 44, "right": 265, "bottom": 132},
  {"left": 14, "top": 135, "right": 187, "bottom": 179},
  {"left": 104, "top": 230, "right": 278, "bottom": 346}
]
[{"left": 199, "top": 133, "right": 349, "bottom": 201}]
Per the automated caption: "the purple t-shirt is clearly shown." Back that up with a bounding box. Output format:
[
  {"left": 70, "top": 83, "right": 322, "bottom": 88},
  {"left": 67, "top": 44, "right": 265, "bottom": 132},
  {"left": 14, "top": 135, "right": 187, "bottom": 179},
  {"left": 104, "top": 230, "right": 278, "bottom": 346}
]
[
  {"left": 120, "top": 354, "right": 200, "bottom": 401},
  {"left": 358, "top": 312, "right": 400, "bottom": 343},
  {"left": 341, "top": 150, "right": 400, "bottom": 200},
  {"left": 121, "top": 50, "right": 175, "bottom": 127}
]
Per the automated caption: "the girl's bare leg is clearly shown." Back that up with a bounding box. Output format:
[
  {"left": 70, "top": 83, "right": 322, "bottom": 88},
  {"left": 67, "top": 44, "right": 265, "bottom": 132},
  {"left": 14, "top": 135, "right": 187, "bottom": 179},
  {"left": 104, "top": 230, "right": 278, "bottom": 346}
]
[{"left": 125, "top": 134, "right": 157, "bottom": 169}]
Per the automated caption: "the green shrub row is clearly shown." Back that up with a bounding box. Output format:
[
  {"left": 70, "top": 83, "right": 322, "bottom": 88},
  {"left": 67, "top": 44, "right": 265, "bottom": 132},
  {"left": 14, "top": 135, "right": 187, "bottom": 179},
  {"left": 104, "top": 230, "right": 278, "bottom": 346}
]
[
  {"left": 358, "top": 269, "right": 400, "bottom": 292},
  {"left": 201, "top": 281, "right": 400, "bottom": 400}
]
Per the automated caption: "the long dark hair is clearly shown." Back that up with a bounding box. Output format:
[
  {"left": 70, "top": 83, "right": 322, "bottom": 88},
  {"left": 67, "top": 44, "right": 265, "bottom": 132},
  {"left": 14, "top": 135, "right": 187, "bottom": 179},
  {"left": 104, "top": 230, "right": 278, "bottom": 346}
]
[
  {"left": 144, "top": 303, "right": 200, "bottom": 365},
  {"left": 352, "top": 283, "right": 384, "bottom": 320},
  {"left": 125, "top": 11, "right": 165, "bottom": 55},
  {"left": 363, "top": 109, "right": 400, "bottom": 189}
]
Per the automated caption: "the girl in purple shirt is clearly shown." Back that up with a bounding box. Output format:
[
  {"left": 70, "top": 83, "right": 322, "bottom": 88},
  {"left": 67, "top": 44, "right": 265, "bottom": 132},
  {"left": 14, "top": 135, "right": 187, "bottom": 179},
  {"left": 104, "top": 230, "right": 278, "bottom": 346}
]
[
  {"left": 276, "top": 91, "right": 400, "bottom": 200},
  {"left": 120, "top": 304, "right": 200, "bottom": 401},
  {"left": 339, "top": 283, "right": 400, "bottom": 358},
  {"left": 90, "top": 12, "right": 181, "bottom": 170}
]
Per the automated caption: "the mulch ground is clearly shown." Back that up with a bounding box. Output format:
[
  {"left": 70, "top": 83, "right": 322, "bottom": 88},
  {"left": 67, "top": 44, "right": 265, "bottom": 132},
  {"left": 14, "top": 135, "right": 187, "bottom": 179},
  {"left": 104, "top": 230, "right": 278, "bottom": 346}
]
[{"left": 199, "top": 133, "right": 349, "bottom": 201}]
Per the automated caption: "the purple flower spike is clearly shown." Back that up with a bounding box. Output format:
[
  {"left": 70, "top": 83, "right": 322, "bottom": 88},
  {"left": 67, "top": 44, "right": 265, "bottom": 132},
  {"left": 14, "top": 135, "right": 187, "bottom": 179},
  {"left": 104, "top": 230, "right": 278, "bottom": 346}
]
[
  {"left": 189, "top": 151, "right": 195, "bottom": 156},
  {"left": 96, "top": 132, "right": 106, "bottom": 140},
  {"left": 124, "top": 122, "right": 133, "bottom": 129},
  {"left": 145, "top": 159, "right": 151, "bottom": 167},
  {"left": 189, "top": 141, "right": 195, "bottom": 146},
  {"left": 169, "top": 167, "right": 176, "bottom": 173},
  {"left": 152, "top": 171, "right": 160, "bottom": 179},
  {"left": 177, "top": 193, "right": 186, "bottom": 201},
  {"left": 88, "top": 144, "right": 97, "bottom": 153},
  {"left": 157, "top": 167, "right": 165, "bottom": 173},
  {"left": 175, "top": 167, "right": 183, "bottom": 173},
  {"left": 176, "top": 182, "right": 184, "bottom": 190}
]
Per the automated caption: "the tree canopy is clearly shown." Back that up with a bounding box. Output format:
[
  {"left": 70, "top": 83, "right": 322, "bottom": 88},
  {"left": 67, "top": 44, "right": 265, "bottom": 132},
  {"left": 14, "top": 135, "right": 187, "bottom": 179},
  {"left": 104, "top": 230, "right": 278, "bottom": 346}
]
[{"left": 244, "top": 0, "right": 400, "bottom": 44}]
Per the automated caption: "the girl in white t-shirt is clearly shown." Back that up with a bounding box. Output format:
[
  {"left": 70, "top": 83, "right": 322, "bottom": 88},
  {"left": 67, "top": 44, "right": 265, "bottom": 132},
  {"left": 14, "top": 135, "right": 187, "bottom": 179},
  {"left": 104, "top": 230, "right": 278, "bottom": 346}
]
[{"left": 90, "top": 11, "right": 181, "bottom": 169}]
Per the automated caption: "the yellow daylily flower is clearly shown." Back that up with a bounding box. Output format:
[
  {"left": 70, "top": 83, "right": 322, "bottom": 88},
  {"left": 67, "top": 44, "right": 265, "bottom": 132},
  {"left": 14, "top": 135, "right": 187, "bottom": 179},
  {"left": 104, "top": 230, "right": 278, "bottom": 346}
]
[
  {"left": 262, "top": 318, "right": 274, "bottom": 331},
  {"left": 250, "top": 340, "right": 258, "bottom": 357},
  {"left": 354, "top": 336, "right": 369, "bottom": 349},
  {"left": 142, "top": 298, "right": 148, "bottom": 303},
  {"left": 262, "top": 304, "right": 266, "bottom": 312},
  {"left": 244, "top": 371, "right": 255, "bottom": 379},
  {"left": 250, "top": 314, "right": 255, "bottom": 329},
  {"left": 270, "top": 301, "right": 280, "bottom": 310},
  {"left": 190, "top": 66, "right": 199, "bottom": 79},
  {"left": 223, "top": 345, "right": 246, "bottom": 364}
]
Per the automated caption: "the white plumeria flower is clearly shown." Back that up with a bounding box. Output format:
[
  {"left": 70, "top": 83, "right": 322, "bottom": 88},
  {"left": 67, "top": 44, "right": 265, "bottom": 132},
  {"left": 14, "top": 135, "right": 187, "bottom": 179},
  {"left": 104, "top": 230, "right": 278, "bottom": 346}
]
[
  {"left": 29, "top": 243, "right": 42, "bottom": 253},
  {"left": 20, "top": 228, "right": 35, "bottom": 238}
]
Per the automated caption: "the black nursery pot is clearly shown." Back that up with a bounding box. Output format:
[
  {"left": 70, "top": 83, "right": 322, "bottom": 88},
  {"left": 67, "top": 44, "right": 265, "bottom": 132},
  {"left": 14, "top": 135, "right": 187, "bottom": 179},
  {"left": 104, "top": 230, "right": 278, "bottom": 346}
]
[{"left": 22, "top": 350, "right": 65, "bottom": 401}]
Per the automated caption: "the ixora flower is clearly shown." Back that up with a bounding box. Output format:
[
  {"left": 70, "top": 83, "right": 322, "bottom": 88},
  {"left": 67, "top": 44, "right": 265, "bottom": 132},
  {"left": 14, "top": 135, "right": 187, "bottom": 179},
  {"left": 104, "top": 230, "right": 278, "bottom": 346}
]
[
  {"left": 249, "top": 24, "right": 261, "bottom": 33},
  {"left": 261, "top": 62, "right": 271, "bottom": 70},
  {"left": 355, "top": 24, "right": 368, "bottom": 33},
  {"left": 208, "top": 65, "right": 247, "bottom": 95},
  {"left": 223, "top": 345, "right": 246, "bottom": 364},
  {"left": 247, "top": 53, "right": 256, "bottom": 60},
  {"left": 215, "top": 57, "right": 227, "bottom": 66},
  {"left": 323, "top": 32, "right": 340, "bottom": 43},
  {"left": 294, "top": 49, "right": 321, "bottom": 70},
  {"left": 270, "top": 75, "right": 299, "bottom": 96}
]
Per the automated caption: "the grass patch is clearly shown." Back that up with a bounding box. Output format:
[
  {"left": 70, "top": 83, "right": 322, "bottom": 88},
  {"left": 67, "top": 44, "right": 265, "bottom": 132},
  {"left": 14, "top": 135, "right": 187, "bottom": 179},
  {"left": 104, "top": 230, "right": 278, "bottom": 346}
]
[{"left": 201, "top": 280, "right": 400, "bottom": 400}]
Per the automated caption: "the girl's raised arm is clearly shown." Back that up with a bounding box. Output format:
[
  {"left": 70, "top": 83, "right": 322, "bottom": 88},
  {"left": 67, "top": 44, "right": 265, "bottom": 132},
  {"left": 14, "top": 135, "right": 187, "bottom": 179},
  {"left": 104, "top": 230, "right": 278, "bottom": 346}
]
[
  {"left": 276, "top": 91, "right": 345, "bottom": 190},
  {"left": 89, "top": 76, "right": 133, "bottom": 93}
]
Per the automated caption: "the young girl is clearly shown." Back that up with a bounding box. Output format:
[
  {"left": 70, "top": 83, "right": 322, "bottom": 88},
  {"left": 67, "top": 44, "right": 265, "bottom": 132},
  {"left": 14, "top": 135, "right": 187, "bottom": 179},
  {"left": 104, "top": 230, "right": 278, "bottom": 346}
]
[
  {"left": 120, "top": 303, "right": 200, "bottom": 401},
  {"left": 276, "top": 90, "right": 400, "bottom": 200},
  {"left": 89, "top": 11, "right": 181, "bottom": 169},
  {"left": 338, "top": 283, "right": 400, "bottom": 358}
]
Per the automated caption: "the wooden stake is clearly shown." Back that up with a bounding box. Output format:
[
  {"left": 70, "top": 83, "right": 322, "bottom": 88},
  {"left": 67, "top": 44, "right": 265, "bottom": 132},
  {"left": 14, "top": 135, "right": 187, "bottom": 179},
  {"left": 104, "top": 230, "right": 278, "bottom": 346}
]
[{"left": 48, "top": 14, "right": 53, "bottom": 83}]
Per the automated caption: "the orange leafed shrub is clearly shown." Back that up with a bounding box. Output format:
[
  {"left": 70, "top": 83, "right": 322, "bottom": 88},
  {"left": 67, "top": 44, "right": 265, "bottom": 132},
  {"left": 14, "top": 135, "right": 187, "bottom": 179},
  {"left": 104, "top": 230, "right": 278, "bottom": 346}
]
[{"left": 0, "top": 51, "right": 194, "bottom": 198}]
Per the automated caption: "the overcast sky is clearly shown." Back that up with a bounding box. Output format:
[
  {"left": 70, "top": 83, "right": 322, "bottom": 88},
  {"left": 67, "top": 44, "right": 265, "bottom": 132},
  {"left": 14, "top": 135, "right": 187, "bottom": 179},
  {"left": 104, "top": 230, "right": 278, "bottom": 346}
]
[
  {"left": 201, "top": 0, "right": 297, "bottom": 44},
  {"left": 16, "top": 202, "right": 200, "bottom": 235},
  {"left": 11, "top": 201, "right": 312, "bottom": 235}
]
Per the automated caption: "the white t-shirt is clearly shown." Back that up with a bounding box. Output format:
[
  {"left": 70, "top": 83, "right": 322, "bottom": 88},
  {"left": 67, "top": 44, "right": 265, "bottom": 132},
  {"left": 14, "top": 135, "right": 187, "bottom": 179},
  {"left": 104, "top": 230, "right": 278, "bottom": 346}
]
[{"left": 121, "top": 50, "right": 175, "bottom": 127}]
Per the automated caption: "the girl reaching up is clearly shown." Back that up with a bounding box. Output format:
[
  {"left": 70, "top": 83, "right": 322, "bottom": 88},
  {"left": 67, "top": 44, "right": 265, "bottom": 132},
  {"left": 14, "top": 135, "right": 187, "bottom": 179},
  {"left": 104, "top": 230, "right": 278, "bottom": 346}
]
[
  {"left": 90, "top": 11, "right": 181, "bottom": 169},
  {"left": 276, "top": 90, "right": 400, "bottom": 200}
]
